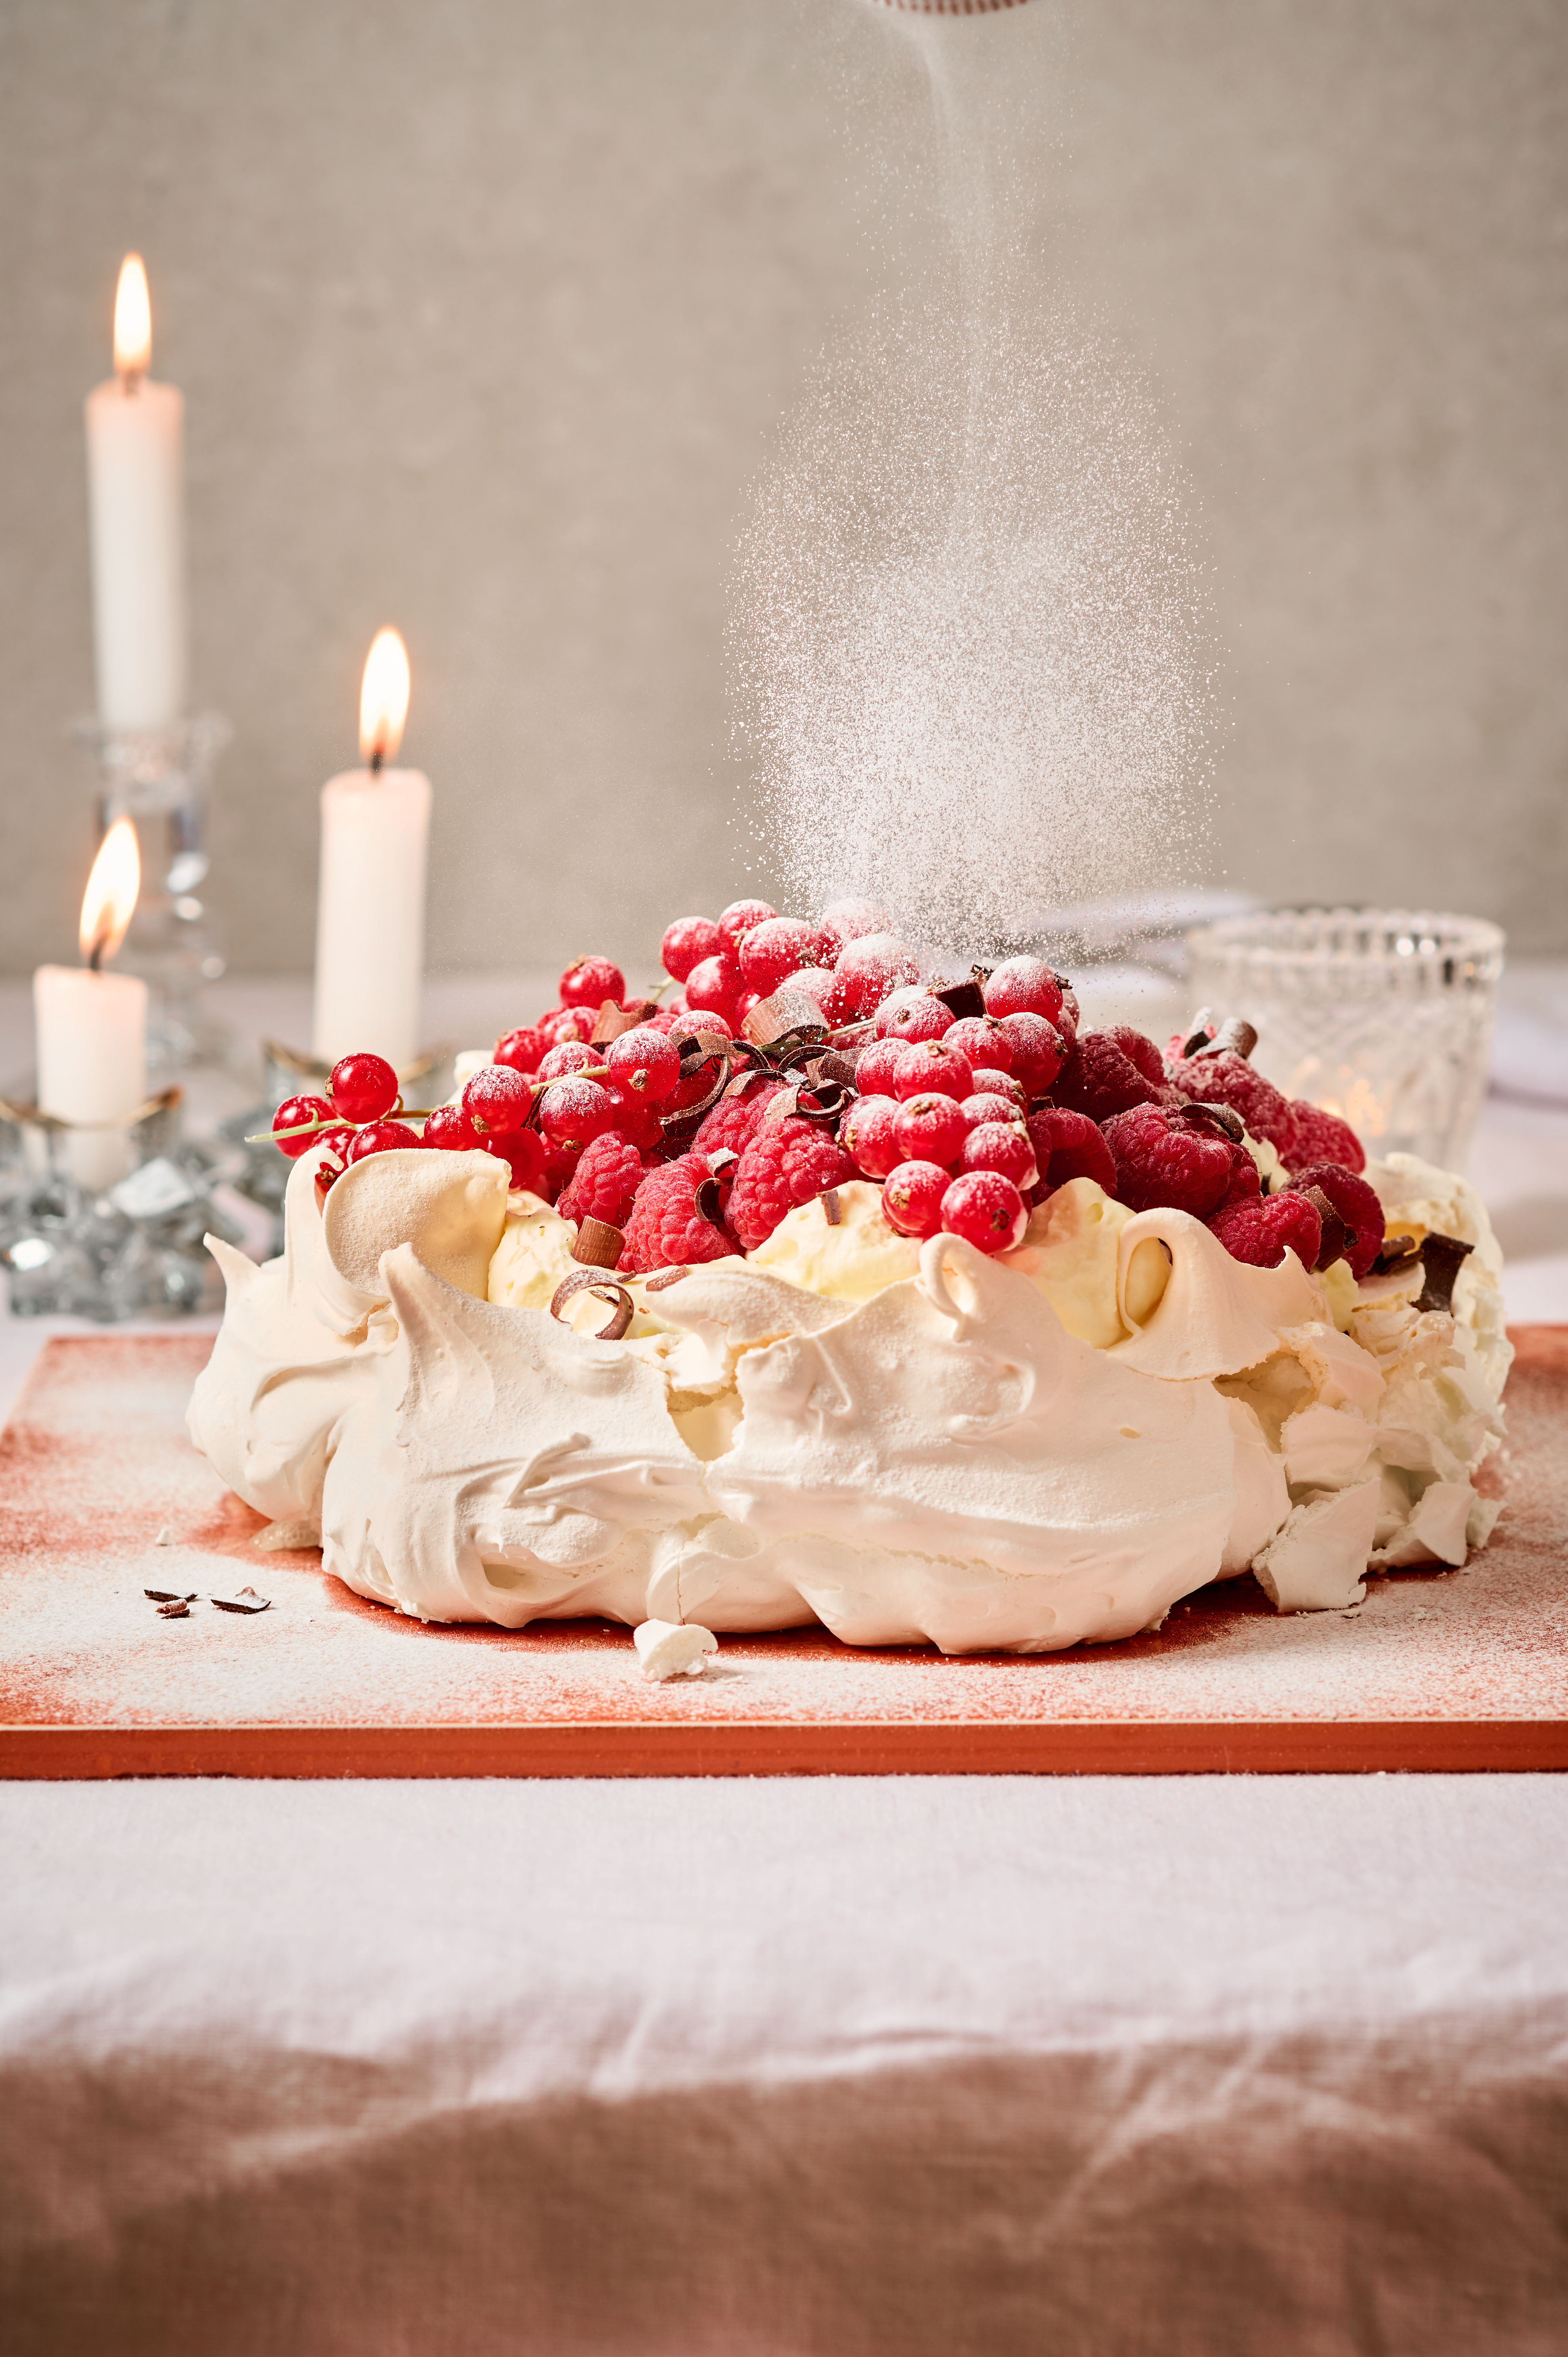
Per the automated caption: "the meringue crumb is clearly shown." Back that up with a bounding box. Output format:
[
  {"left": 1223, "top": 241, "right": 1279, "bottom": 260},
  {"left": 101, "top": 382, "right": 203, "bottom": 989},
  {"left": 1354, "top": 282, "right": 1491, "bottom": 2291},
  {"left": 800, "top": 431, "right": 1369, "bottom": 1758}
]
[
  {"left": 154, "top": 1527, "right": 173, "bottom": 1546},
  {"left": 633, "top": 1619, "right": 718, "bottom": 1682}
]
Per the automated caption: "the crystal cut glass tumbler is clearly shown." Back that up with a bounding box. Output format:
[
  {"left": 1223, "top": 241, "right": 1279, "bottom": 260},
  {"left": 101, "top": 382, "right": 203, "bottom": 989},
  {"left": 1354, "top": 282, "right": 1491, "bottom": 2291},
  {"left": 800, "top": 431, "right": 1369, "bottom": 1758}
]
[{"left": 1185, "top": 908, "right": 1504, "bottom": 1170}]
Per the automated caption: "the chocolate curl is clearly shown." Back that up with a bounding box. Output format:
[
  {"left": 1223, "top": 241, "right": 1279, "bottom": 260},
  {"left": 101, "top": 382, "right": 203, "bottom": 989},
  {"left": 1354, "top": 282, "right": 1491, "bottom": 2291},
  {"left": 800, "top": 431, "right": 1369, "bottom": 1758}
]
[
  {"left": 145, "top": 1588, "right": 196, "bottom": 1604},
  {"left": 741, "top": 989, "right": 831, "bottom": 1049},
  {"left": 590, "top": 998, "right": 658, "bottom": 1047},
  {"left": 1178, "top": 1099, "right": 1247, "bottom": 1145},
  {"left": 157, "top": 1598, "right": 191, "bottom": 1618},
  {"left": 935, "top": 978, "right": 986, "bottom": 1021},
  {"left": 1416, "top": 1232, "right": 1474, "bottom": 1315},
  {"left": 210, "top": 1586, "right": 271, "bottom": 1615},
  {"left": 550, "top": 1269, "right": 636, "bottom": 1341},
  {"left": 809, "top": 1049, "right": 862, "bottom": 1089},
  {"left": 1179, "top": 1007, "right": 1218, "bottom": 1057},
  {"left": 692, "top": 1176, "right": 734, "bottom": 1241},
  {"left": 1303, "top": 1185, "right": 1354, "bottom": 1271},
  {"left": 571, "top": 1216, "right": 625, "bottom": 1270},
  {"left": 821, "top": 1189, "right": 842, "bottom": 1226},
  {"left": 969, "top": 963, "right": 995, "bottom": 986},
  {"left": 644, "top": 1265, "right": 691, "bottom": 1293},
  {"left": 1190, "top": 1016, "right": 1259, "bottom": 1063},
  {"left": 1372, "top": 1233, "right": 1422, "bottom": 1277}
]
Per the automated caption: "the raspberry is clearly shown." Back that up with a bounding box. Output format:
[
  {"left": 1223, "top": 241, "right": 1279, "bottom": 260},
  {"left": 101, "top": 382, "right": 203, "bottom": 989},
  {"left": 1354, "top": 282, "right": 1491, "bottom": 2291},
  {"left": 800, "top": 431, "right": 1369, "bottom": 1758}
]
[
  {"left": 538, "top": 1039, "right": 598, "bottom": 1083},
  {"left": 1025, "top": 1107, "right": 1118, "bottom": 1199},
  {"left": 717, "top": 899, "right": 778, "bottom": 955},
  {"left": 423, "top": 1105, "right": 483, "bottom": 1153},
  {"left": 874, "top": 988, "right": 952, "bottom": 1044},
  {"left": 537, "top": 1077, "right": 617, "bottom": 1153},
  {"left": 606, "top": 1025, "right": 681, "bottom": 1103},
  {"left": 1168, "top": 1049, "right": 1295, "bottom": 1156},
  {"left": 738, "top": 916, "right": 827, "bottom": 996},
  {"left": 850, "top": 1036, "right": 909, "bottom": 1098},
  {"left": 329, "top": 1052, "right": 399, "bottom": 1125},
  {"left": 894, "top": 1039, "right": 973, "bottom": 1102},
  {"left": 961, "top": 1091, "right": 1025, "bottom": 1129},
  {"left": 1105, "top": 1026, "right": 1167, "bottom": 1088},
  {"left": 969, "top": 1065, "right": 1027, "bottom": 1111},
  {"left": 691, "top": 1076, "right": 786, "bottom": 1158},
  {"left": 539, "top": 1005, "right": 597, "bottom": 1047},
  {"left": 494, "top": 1025, "right": 548, "bottom": 1076},
  {"left": 1209, "top": 1187, "right": 1322, "bottom": 1272},
  {"left": 1052, "top": 1031, "right": 1162, "bottom": 1123},
  {"left": 621, "top": 1153, "right": 737, "bottom": 1273},
  {"left": 959, "top": 1120, "right": 1037, "bottom": 1191},
  {"left": 1101, "top": 1103, "right": 1236, "bottom": 1218},
  {"left": 556, "top": 1132, "right": 645, "bottom": 1229},
  {"left": 344, "top": 1119, "right": 422, "bottom": 1163},
  {"left": 839, "top": 1093, "right": 904, "bottom": 1180},
  {"left": 462, "top": 1065, "right": 536, "bottom": 1138},
  {"left": 941, "top": 1170, "right": 1028, "bottom": 1255},
  {"left": 661, "top": 916, "right": 724, "bottom": 984},
  {"left": 943, "top": 1014, "right": 1013, "bottom": 1072},
  {"left": 882, "top": 1160, "right": 949, "bottom": 1239},
  {"left": 818, "top": 898, "right": 891, "bottom": 959},
  {"left": 833, "top": 932, "right": 921, "bottom": 1021},
  {"left": 559, "top": 956, "right": 626, "bottom": 1010},
  {"left": 981, "top": 958, "right": 1064, "bottom": 1025},
  {"left": 727, "top": 1118, "right": 854, "bottom": 1252},
  {"left": 998, "top": 1012, "right": 1068, "bottom": 1099},
  {"left": 1282, "top": 1161, "right": 1384, "bottom": 1277},
  {"left": 894, "top": 1092, "right": 969, "bottom": 1167},
  {"left": 1286, "top": 1101, "right": 1366, "bottom": 1176},
  {"left": 684, "top": 953, "right": 743, "bottom": 1024}
]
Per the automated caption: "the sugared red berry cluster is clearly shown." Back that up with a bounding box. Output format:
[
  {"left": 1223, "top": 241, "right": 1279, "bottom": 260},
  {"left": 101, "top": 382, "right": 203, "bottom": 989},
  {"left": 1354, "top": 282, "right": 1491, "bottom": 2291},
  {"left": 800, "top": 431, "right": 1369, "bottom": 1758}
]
[{"left": 273, "top": 894, "right": 1375, "bottom": 1285}]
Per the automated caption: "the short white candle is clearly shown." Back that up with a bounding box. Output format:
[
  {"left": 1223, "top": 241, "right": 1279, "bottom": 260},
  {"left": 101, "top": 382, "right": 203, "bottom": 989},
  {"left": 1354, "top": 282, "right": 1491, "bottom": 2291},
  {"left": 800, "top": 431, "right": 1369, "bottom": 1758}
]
[
  {"left": 34, "top": 820, "right": 149, "bottom": 1192},
  {"left": 84, "top": 255, "right": 188, "bottom": 732},
  {"left": 311, "top": 629, "right": 430, "bottom": 1071}
]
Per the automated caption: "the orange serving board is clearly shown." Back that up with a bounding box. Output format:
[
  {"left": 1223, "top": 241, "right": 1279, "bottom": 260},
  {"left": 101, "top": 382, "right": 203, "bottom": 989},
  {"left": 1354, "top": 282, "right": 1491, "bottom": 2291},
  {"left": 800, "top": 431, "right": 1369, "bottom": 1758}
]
[{"left": 1, "top": 1330, "right": 1565, "bottom": 1778}]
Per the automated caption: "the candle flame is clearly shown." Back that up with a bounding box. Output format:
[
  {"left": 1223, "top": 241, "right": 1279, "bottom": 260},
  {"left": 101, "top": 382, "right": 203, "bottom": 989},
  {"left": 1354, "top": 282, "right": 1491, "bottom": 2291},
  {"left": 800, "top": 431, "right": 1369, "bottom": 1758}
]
[
  {"left": 79, "top": 819, "right": 141, "bottom": 968},
  {"left": 113, "top": 254, "right": 152, "bottom": 382},
  {"left": 359, "top": 627, "right": 411, "bottom": 767}
]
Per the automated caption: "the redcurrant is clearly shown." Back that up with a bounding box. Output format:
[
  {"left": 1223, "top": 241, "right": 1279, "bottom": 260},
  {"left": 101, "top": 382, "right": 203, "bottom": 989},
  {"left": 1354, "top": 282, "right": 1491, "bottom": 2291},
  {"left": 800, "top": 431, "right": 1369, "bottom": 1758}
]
[
  {"left": 272, "top": 1095, "right": 337, "bottom": 1160},
  {"left": 328, "top": 1052, "right": 399, "bottom": 1124}
]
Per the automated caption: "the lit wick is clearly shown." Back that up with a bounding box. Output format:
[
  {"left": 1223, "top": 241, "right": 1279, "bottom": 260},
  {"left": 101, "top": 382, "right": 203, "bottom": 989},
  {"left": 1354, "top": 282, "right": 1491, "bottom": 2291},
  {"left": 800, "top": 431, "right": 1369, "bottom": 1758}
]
[
  {"left": 80, "top": 818, "right": 141, "bottom": 977},
  {"left": 113, "top": 254, "right": 152, "bottom": 397},
  {"left": 359, "top": 627, "right": 410, "bottom": 782}
]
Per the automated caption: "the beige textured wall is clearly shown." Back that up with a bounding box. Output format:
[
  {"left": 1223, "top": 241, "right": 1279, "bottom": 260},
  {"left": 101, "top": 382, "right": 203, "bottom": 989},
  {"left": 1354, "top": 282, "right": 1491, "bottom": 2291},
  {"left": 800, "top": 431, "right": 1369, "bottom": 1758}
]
[{"left": 1, "top": 0, "right": 1564, "bottom": 987}]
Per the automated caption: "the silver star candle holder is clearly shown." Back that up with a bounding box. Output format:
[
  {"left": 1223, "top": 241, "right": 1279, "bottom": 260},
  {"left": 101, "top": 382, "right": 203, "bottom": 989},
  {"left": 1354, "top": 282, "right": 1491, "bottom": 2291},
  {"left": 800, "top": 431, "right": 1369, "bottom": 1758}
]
[{"left": 0, "top": 1086, "right": 243, "bottom": 1320}]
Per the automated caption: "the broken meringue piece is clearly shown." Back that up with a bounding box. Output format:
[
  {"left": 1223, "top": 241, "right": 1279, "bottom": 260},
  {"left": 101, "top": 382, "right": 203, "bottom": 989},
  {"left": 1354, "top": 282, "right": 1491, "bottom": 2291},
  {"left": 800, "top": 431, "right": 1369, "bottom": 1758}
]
[{"left": 633, "top": 1619, "right": 718, "bottom": 1682}]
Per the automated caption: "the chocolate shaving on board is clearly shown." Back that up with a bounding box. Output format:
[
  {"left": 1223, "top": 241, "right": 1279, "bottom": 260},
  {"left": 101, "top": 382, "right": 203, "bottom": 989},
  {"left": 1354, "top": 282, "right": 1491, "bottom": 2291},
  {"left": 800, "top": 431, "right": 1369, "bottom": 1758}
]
[
  {"left": 157, "top": 1598, "right": 191, "bottom": 1618},
  {"left": 1416, "top": 1233, "right": 1474, "bottom": 1314},
  {"left": 549, "top": 1269, "right": 636, "bottom": 1341},
  {"left": 822, "top": 1189, "right": 842, "bottom": 1225},
  {"left": 210, "top": 1587, "right": 271, "bottom": 1615},
  {"left": 145, "top": 1588, "right": 196, "bottom": 1605},
  {"left": 1178, "top": 1099, "right": 1247, "bottom": 1145},
  {"left": 1372, "top": 1233, "right": 1422, "bottom": 1277},
  {"left": 935, "top": 979, "right": 986, "bottom": 1021},
  {"left": 571, "top": 1217, "right": 625, "bottom": 1270}
]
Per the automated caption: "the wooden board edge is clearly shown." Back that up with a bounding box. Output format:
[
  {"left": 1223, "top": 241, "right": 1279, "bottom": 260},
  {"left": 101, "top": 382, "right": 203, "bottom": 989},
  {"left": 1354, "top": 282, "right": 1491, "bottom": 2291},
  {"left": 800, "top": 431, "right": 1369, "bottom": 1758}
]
[{"left": 3, "top": 1719, "right": 1567, "bottom": 1779}]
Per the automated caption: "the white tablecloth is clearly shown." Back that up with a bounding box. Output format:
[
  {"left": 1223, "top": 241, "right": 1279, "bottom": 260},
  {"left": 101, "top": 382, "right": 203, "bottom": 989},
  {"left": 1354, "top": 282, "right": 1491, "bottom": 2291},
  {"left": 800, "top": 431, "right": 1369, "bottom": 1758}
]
[
  {"left": 4, "top": 1773, "right": 1567, "bottom": 2353},
  {"left": 3, "top": 969, "right": 1567, "bottom": 2350}
]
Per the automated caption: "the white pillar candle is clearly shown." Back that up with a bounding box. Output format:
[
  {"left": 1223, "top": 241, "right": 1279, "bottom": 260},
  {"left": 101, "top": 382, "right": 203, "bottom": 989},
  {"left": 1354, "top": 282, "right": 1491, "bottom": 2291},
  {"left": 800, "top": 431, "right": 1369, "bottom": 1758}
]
[
  {"left": 311, "top": 629, "right": 430, "bottom": 1071},
  {"left": 84, "top": 255, "right": 188, "bottom": 731},
  {"left": 33, "top": 820, "right": 149, "bottom": 1192}
]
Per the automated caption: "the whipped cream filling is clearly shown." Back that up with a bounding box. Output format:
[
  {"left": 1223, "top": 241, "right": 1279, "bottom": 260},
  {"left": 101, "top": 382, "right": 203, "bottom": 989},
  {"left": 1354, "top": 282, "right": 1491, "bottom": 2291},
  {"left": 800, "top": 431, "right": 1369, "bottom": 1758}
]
[{"left": 188, "top": 1137, "right": 1512, "bottom": 1651}]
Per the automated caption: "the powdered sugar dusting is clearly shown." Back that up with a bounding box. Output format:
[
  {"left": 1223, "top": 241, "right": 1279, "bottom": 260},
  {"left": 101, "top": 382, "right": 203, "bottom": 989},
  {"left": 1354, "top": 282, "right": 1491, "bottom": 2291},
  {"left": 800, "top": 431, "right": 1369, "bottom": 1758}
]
[{"left": 727, "top": 10, "right": 1217, "bottom": 954}]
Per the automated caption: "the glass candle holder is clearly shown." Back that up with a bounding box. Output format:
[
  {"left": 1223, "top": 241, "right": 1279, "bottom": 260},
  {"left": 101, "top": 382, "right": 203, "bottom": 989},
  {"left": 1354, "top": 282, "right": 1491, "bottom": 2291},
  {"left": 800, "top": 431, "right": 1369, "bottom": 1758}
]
[
  {"left": 0, "top": 1085, "right": 244, "bottom": 1321},
  {"left": 75, "top": 712, "right": 231, "bottom": 1072},
  {"left": 1185, "top": 908, "right": 1505, "bottom": 1170}
]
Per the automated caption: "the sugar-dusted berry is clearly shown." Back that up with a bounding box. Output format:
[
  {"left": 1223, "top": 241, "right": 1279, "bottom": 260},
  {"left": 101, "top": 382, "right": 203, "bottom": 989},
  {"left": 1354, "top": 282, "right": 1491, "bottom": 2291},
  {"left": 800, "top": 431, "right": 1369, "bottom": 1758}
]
[
  {"left": 943, "top": 1014, "right": 1013, "bottom": 1073},
  {"left": 692, "top": 1075, "right": 786, "bottom": 1159},
  {"left": 661, "top": 916, "right": 724, "bottom": 984},
  {"left": 559, "top": 955, "right": 626, "bottom": 1009},
  {"left": 556, "top": 1131, "right": 646, "bottom": 1229},
  {"left": 1209, "top": 1186, "right": 1322, "bottom": 1271},
  {"left": 981, "top": 958, "right": 1064, "bottom": 1025},
  {"left": 850, "top": 1036, "right": 909, "bottom": 1098},
  {"left": 1285, "top": 1101, "right": 1366, "bottom": 1176},
  {"left": 344, "top": 1120, "right": 423, "bottom": 1163},
  {"left": 494, "top": 1025, "right": 548, "bottom": 1076},
  {"left": 1101, "top": 1102, "right": 1236, "bottom": 1218},
  {"left": 894, "top": 1092, "right": 969, "bottom": 1168},
  {"left": 538, "top": 1005, "right": 597, "bottom": 1048},
  {"left": 882, "top": 1160, "right": 949, "bottom": 1239},
  {"left": 1281, "top": 1161, "right": 1384, "bottom": 1276},
  {"left": 941, "top": 1170, "right": 1028, "bottom": 1255},
  {"left": 833, "top": 932, "right": 921, "bottom": 1021},
  {"left": 818, "top": 898, "right": 892, "bottom": 959},
  {"left": 1167, "top": 1048, "right": 1294, "bottom": 1156},
  {"left": 727, "top": 1118, "right": 855, "bottom": 1252},
  {"left": 684, "top": 952, "right": 743, "bottom": 1024},
  {"left": 840, "top": 1093, "right": 904, "bottom": 1181},
  {"left": 620, "top": 1153, "right": 737, "bottom": 1273},
  {"left": 538, "top": 1077, "right": 618, "bottom": 1153},
  {"left": 1052, "top": 1030, "right": 1162, "bottom": 1123},
  {"left": 538, "top": 1039, "right": 598, "bottom": 1083},
  {"left": 738, "top": 916, "right": 826, "bottom": 997},
  {"left": 968, "top": 1066, "right": 1028, "bottom": 1110},
  {"left": 606, "top": 1024, "right": 681, "bottom": 1103},
  {"left": 997, "top": 1012, "right": 1067, "bottom": 1098},
  {"left": 874, "top": 988, "right": 953, "bottom": 1045},
  {"left": 462, "top": 1064, "right": 536, "bottom": 1137},
  {"left": 717, "top": 898, "right": 778, "bottom": 955},
  {"left": 893, "top": 1038, "right": 973, "bottom": 1103},
  {"left": 1025, "top": 1107, "right": 1117, "bottom": 1199},
  {"left": 329, "top": 1052, "right": 399, "bottom": 1125},
  {"left": 959, "top": 1121, "right": 1037, "bottom": 1191}
]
